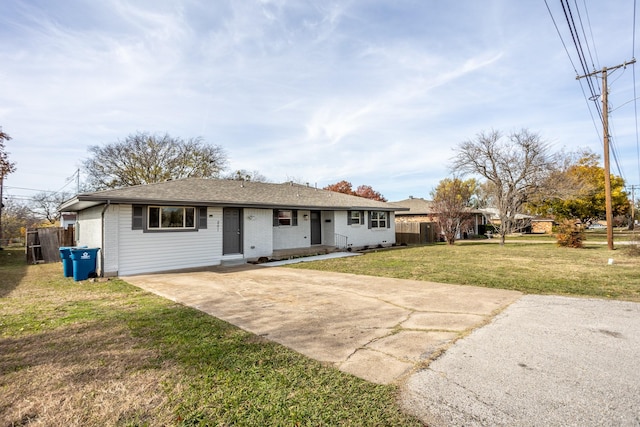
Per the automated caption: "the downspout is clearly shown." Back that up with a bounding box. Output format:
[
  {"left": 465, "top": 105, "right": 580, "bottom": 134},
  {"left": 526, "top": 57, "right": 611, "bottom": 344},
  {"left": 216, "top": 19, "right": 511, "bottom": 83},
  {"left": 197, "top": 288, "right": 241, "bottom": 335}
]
[{"left": 100, "top": 200, "right": 110, "bottom": 277}]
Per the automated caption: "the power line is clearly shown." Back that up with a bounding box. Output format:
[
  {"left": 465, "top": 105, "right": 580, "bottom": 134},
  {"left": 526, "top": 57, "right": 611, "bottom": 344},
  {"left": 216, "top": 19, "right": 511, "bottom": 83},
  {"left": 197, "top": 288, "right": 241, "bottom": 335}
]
[
  {"left": 548, "top": 0, "right": 635, "bottom": 182},
  {"left": 544, "top": 0, "right": 603, "bottom": 144},
  {"left": 4, "top": 185, "right": 57, "bottom": 193},
  {"left": 580, "top": 0, "right": 601, "bottom": 70}
]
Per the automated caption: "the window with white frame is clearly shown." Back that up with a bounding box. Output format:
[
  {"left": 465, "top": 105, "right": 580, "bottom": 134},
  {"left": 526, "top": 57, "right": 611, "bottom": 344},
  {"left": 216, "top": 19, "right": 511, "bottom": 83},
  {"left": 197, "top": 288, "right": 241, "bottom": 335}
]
[
  {"left": 273, "top": 209, "right": 298, "bottom": 226},
  {"left": 349, "top": 210, "right": 364, "bottom": 225},
  {"left": 369, "top": 211, "right": 387, "bottom": 229},
  {"left": 148, "top": 207, "right": 196, "bottom": 229}
]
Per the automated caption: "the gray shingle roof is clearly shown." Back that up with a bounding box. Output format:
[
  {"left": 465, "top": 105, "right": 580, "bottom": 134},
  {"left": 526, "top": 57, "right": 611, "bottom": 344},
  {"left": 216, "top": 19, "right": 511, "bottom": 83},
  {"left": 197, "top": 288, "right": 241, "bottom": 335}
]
[
  {"left": 391, "top": 197, "right": 434, "bottom": 215},
  {"left": 59, "top": 178, "right": 405, "bottom": 212}
]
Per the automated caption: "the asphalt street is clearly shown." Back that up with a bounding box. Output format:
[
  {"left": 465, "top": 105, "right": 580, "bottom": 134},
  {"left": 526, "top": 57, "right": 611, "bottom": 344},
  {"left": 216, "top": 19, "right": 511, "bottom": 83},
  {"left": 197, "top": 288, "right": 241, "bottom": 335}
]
[{"left": 400, "top": 295, "right": 640, "bottom": 426}]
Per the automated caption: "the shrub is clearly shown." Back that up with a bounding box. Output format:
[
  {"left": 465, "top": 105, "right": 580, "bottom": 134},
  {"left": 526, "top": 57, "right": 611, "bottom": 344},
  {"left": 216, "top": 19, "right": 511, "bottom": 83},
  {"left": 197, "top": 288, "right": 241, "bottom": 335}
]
[{"left": 556, "top": 219, "right": 585, "bottom": 248}]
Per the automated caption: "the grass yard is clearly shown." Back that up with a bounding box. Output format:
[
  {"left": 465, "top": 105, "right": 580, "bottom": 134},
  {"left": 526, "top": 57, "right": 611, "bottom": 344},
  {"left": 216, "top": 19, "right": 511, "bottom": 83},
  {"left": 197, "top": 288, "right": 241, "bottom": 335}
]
[
  {"left": 3, "top": 239, "right": 639, "bottom": 425},
  {"left": 290, "top": 241, "right": 640, "bottom": 301},
  {"left": 0, "top": 248, "right": 420, "bottom": 426}
]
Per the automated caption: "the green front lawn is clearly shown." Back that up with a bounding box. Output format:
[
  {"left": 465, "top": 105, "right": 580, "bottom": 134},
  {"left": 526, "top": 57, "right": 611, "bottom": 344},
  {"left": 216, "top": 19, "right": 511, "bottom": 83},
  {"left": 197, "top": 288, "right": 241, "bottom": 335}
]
[
  {"left": 0, "top": 248, "right": 420, "bottom": 426},
  {"left": 289, "top": 242, "right": 640, "bottom": 301}
]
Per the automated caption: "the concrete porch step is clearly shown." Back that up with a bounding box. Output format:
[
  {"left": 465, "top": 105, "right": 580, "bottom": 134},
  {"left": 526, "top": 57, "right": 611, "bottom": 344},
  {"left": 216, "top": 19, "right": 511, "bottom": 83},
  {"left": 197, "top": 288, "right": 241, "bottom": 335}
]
[
  {"left": 271, "top": 245, "right": 340, "bottom": 260},
  {"left": 220, "top": 258, "right": 247, "bottom": 267}
]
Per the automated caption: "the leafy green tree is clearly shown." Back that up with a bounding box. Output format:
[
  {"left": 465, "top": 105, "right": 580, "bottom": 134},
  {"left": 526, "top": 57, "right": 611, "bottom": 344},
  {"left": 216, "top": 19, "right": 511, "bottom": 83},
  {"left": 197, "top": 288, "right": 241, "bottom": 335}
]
[
  {"left": 529, "top": 151, "right": 629, "bottom": 224},
  {"left": 430, "top": 177, "right": 478, "bottom": 245},
  {"left": 83, "top": 132, "right": 228, "bottom": 190}
]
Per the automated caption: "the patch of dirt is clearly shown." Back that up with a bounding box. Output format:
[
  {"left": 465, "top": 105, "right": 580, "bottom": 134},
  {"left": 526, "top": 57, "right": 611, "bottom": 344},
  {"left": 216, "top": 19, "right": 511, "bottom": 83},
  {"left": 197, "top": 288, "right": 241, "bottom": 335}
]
[{"left": 0, "top": 321, "right": 183, "bottom": 426}]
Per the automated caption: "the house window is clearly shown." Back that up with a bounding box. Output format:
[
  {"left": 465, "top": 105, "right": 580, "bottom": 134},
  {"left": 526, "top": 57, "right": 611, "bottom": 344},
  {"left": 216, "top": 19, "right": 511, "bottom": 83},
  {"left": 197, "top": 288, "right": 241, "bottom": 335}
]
[
  {"left": 278, "top": 210, "right": 292, "bottom": 226},
  {"left": 148, "top": 207, "right": 196, "bottom": 229},
  {"left": 273, "top": 209, "right": 298, "bottom": 226},
  {"left": 369, "top": 211, "right": 387, "bottom": 229},
  {"left": 348, "top": 210, "right": 364, "bottom": 225}
]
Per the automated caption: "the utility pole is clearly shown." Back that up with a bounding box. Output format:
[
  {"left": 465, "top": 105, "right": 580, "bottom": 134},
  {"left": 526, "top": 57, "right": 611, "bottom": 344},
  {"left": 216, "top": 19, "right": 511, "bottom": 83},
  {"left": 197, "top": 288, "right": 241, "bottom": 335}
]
[{"left": 577, "top": 59, "right": 636, "bottom": 250}]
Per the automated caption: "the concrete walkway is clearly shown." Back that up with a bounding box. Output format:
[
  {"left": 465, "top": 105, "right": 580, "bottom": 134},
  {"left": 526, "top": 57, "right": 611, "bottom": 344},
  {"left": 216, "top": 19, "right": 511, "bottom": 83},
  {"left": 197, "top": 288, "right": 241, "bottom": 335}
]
[{"left": 123, "top": 265, "right": 520, "bottom": 384}]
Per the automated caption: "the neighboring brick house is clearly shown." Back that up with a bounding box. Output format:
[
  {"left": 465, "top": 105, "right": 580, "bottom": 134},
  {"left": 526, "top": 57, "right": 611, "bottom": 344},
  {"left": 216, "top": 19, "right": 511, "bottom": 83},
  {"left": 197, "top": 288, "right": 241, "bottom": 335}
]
[
  {"left": 392, "top": 197, "right": 487, "bottom": 238},
  {"left": 478, "top": 208, "right": 554, "bottom": 234},
  {"left": 531, "top": 218, "right": 554, "bottom": 234},
  {"left": 393, "top": 197, "right": 555, "bottom": 237}
]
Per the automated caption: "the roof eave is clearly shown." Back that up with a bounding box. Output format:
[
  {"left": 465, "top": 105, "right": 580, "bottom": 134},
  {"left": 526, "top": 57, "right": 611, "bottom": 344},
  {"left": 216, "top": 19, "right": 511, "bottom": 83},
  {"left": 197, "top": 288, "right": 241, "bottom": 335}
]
[{"left": 58, "top": 194, "right": 405, "bottom": 212}]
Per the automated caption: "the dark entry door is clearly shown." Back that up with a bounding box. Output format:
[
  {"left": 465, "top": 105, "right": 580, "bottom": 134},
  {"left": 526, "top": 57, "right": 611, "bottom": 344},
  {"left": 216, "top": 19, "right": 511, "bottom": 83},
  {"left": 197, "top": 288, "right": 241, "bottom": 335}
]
[
  {"left": 223, "top": 208, "right": 242, "bottom": 254},
  {"left": 310, "top": 210, "right": 322, "bottom": 245}
]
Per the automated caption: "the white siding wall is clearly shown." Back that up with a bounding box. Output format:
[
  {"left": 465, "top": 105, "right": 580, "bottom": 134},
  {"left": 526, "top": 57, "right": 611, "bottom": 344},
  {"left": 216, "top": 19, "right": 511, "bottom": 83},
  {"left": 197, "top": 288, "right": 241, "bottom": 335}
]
[
  {"left": 117, "top": 205, "right": 223, "bottom": 276},
  {"left": 242, "top": 208, "right": 273, "bottom": 260},
  {"left": 334, "top": 211, "right": 396, "bottom": 248},
  {"left": 76, "top": 205, "right": 105, "bottom": 275},
  {"left": 273, "top": 210, "right": 311, "bottom": 250},
  {"left": 78, "top": 204, "right": 397, "bottom": 276},
  {"left": 76, "top": 205, "right": 104, "bottom": 249},
  {"left": 103, "top": 205, "right": 120, "bottom": 276}
]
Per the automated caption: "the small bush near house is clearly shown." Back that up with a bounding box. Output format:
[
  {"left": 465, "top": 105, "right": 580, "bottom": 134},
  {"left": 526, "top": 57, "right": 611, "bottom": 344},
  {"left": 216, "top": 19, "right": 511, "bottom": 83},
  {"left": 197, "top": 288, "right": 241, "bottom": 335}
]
[
  {"left": 556, "top": 219, "right": 585, "bottom": 248},
  {"left": 626, "top": 233, "right": 640, "bottom": 257}
]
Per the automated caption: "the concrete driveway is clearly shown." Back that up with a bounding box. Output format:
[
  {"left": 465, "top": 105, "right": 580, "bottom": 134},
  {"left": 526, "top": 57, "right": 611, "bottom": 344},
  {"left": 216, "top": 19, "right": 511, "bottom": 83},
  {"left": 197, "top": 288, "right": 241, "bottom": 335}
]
[
  {"left": 123, "top": 265, "right": 520, "bottom": 384},
  {"left": 401, "top": 295, "right": 640, "bottom": 426}
]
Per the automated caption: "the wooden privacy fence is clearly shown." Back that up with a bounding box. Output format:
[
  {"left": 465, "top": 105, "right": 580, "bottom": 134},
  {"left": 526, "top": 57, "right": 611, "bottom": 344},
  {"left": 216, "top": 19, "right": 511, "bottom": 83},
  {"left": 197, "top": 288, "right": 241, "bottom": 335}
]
[
  {"left": 395, "top": 222, "right": 438, "bottom": 245},
  {"left": 26, "top": 227, "right": 75, "bottom": 264}
]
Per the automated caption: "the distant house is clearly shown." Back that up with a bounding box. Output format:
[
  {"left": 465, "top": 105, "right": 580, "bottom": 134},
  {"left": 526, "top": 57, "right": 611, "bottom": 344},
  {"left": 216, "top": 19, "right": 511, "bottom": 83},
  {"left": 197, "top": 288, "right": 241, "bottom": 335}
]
[
  {"left": 60, "top": 213, "right": 77, "bottom": 230},
  {"left": 58, "top": 178, "right": 405, "bottom": 276},
  {"left": 393, "top": 198, "right": 554, "bottom": 237},
  {"left": 475, "top": 208, "right": 555, "bottom": 234},
  {"left": 393, "top": 197, "right": 487, "bottom": 237},
  {"left": 531, "top": 218, "right": 554, "bottom": 234}
]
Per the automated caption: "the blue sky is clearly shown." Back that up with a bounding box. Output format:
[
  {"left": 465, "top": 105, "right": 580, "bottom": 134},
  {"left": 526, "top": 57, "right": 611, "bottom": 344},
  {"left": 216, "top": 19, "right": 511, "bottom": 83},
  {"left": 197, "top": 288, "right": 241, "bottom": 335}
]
[{"left": 1, "top": 0, "right": 639, "bottom": 203}]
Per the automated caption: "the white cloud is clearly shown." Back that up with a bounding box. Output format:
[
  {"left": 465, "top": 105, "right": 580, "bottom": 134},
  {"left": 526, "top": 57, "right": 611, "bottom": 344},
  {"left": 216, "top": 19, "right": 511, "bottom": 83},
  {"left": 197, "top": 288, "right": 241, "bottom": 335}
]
[{"left": 1, "top": 0, "right": 639, "bottom": 202}]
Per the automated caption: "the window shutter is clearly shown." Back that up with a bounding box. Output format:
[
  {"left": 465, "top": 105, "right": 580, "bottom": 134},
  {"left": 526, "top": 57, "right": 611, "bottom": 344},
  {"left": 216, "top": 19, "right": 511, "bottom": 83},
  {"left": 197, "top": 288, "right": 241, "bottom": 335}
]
[
  {"left": 347, "top": 211, "right": 353, "bottom": 225},
  {"left": 132, "top": 205, "right": 144, "bottom": 230},
  {"left": 292, "top": 210, "right": 298, "bottom": 226},
  {"left": 360, "top": 210, "right": 365, "bottom": 225},
  {"left": 199, "top": 207, "right": 208, "bottom": 229},
  {"left": 387, "top": 212, "right": 391, "bottom": 228},
  {"left": 368, "top": 211, "right": 372, "bottom": 229},
  {"left": 273, "top": 210, "right": 279, "bottom": 226}
]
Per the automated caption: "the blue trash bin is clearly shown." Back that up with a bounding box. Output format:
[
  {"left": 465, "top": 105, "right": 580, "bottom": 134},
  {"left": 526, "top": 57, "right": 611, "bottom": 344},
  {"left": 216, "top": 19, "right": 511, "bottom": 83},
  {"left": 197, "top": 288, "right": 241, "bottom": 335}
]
[
  {"left": 69, "top": 248, "right": 100, "bottom": 281},
  {"left": 59, "top": 247, "right": 73, "bottom": 277},
  {"left": 59, "top": 246, "right": 88, "bottom": 278}
]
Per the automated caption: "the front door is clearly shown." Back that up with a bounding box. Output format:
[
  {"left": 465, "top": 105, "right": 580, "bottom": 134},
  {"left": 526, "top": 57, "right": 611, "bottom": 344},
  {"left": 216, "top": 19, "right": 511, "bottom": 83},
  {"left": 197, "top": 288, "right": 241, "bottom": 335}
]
[
  {"left": 223, "top": 208, "right": 242, "bottom": 254},
  {"left": 310, "top": 210, "right": 322, "bottom": 245}
]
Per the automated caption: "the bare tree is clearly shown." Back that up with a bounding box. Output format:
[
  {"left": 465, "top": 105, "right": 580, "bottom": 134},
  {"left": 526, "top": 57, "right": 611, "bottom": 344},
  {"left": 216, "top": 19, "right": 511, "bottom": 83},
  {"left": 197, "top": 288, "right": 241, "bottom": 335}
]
[
  {"left": 83, "top": 132, "right": 228, "bottom": 190},
  {"left": 430, "top": 177, "right": 477, "bottom": 244},
  {"left": 452, "top": 129, "right": 552, "bottom": 245},
  {"left": 1, "top": 198, "right": 38, "bottom": 243},
  {"left": 223, "top": 169, "right": 269, "bottom": 182},
  {"left": 31, "top": 191, "right": 71, "bottom": 224},
  {"left": 0, "top": 127, "right": 16, "bottom": 249}
]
